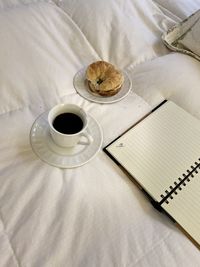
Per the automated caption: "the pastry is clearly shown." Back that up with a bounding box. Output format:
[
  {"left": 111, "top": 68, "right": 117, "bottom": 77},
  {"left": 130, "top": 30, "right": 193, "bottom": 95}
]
[{"left": 86, "top": 61, "right": 124, "bottom": 96}]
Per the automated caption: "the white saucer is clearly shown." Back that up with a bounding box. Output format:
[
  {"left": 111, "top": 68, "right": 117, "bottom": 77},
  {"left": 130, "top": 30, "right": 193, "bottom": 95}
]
[
  {"left": 30, "top": 111, "right": 103, "bottom": 168},
  {"left": 73, "top": 67, "right": 132, "bottom": 104}
]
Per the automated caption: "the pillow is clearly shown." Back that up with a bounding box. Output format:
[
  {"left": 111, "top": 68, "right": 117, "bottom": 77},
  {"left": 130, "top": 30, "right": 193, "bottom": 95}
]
[
  {"left": 129, "top": 53, "right": 200, "bottom": 119},
  {"left": 58, "top": 0, "right": 171, "bottom": 68},
  {"left": 153, "top": 0, "right": 200, "bottom": 20}
]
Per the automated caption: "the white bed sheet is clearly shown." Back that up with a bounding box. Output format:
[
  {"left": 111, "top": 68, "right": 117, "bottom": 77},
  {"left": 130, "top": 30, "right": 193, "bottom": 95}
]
[
  {"left": 0, "top": 1, "right": 200, "bottom": 266},
  {"left": 0, "top": 0, "right": 57, "bottom": 9}
]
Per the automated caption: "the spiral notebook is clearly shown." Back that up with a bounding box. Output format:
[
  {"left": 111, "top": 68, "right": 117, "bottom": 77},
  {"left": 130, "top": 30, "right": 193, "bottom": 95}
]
[{"left": 104, "top": 100, "right": 200, "bottom": 248}]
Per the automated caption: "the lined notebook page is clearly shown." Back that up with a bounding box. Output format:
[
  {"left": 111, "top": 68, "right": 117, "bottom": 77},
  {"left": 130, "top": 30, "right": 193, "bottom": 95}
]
[
  {"left": 106, "top": 101, "right": 200, "bottom": 202},
  {"left": 162, "top": 172, "right": 200, "bottom": 245}
]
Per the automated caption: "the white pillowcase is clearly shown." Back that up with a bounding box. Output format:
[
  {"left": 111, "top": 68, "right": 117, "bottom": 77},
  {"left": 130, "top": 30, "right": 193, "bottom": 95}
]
[
  {"left": 58, "top": 0, "right": 170, "bottom": 68},
  {"left": 153, "top": 0, "right": 200, "bottom": 20},
  {"left": 129, "top": 53, "right": 200, "bottom": 119}
]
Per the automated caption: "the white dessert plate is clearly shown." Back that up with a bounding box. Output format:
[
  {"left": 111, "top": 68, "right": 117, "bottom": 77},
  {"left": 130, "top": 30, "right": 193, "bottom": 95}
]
[
  {"left": 73, "top": 67, "right": 132, "bottom": 104},
  {"left": 30, "top": 111, "right": 103, "bottom": 168}
]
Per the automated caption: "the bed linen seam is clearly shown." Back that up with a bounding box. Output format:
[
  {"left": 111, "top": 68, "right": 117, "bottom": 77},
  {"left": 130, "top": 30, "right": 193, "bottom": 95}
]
[{"left": 0, "top": 106, "right": 26, "bottom": 117}]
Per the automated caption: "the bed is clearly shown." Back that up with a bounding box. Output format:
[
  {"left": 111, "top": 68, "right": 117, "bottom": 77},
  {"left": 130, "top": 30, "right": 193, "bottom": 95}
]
[{"left": 0, "top": 0, "right": 200, "bottom": 266}]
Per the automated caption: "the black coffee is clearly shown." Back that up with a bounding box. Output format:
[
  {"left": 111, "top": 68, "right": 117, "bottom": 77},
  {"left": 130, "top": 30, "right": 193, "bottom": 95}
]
[{"left": 53, "top": 113, "right": 83, "bottom": 134}]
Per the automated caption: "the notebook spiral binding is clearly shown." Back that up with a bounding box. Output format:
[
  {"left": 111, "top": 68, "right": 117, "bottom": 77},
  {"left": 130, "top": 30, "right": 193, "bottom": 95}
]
[{"left": 160, "top": 158, "right": 200, "bottom": 204}]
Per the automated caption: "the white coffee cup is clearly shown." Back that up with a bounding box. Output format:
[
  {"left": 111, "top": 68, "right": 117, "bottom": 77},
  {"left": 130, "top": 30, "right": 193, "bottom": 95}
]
[{"left": 48, "top": 103, "right": 93, "bottom": 148}]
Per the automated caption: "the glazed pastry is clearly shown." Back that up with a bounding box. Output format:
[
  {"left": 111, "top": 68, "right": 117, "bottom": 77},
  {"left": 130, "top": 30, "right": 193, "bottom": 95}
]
[{"left": 86, "top": 61, "right": 124, "bottom": 96}]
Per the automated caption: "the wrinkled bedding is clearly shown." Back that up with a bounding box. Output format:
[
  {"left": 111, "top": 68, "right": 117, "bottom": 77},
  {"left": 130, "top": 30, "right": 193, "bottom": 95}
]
[{"left": 0, "top": 0, "right": 200, "bottom": 266}]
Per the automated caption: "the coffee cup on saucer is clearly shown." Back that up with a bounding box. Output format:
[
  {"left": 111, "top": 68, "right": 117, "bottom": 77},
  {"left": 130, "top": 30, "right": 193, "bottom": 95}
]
[{"left": 48, "top": 103, "right": 93, "bottom": 148}]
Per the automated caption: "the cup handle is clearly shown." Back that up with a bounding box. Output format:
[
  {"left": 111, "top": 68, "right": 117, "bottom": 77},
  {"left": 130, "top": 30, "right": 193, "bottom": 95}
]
[{"left": 78, "top": 131, "right": 93, "bottom": 146}]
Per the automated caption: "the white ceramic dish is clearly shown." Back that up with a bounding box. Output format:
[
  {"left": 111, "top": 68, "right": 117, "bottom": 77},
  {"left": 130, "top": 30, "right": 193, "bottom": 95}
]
[
  {"left": 30, "top": 111, "right": 103, "bottom": 168},
  {"left": 73, "top": 67, "right": 132, "bottom": 104}
]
